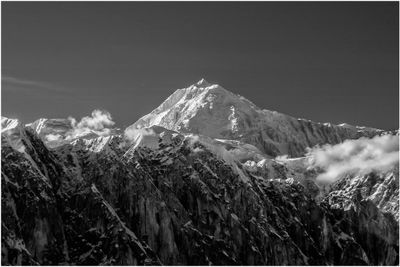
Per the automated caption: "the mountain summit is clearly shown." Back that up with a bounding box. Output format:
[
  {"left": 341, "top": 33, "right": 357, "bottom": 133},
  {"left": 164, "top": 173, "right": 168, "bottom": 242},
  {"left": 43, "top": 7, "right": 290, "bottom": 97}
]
[
  {"left": 130, "top": 79, "right": 258, "bottom": 136},
  {"left": 196, "top": 78, "right": 213, "bottom": 87},
  {"left": 127, "top": 80, "right": 383, "bottom": 156},
  {"left": 2, "top": 80, "right": 398, "bottom": 266}
]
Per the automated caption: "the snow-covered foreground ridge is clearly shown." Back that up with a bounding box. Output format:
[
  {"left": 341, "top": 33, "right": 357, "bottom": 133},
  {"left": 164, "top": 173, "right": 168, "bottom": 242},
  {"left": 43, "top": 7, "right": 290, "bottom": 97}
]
[{"left": 1, "top": 79, "right": 399, "bottom": 265}]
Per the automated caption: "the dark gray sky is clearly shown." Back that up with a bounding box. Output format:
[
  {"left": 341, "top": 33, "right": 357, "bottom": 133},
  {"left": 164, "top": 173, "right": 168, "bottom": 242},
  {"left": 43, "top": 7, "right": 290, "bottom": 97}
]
[{"left": 2, "top": 2, "right": 399, "bottom": 130}]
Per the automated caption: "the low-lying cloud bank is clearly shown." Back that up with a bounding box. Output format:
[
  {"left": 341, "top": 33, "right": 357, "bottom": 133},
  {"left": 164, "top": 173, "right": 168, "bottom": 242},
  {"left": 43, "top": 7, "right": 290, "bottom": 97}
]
[
  {"left": 45, "top": 109, "right": 116, "bottom": 142},
  {"left": 306, "top": 134, "right": 399, "bottom": 183}
]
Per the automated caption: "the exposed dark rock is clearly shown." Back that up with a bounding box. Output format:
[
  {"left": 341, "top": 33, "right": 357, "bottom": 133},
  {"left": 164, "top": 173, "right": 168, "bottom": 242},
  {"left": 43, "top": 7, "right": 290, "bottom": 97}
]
[{"left": 1, "top": 125, "right": 398, "bottom": 265}]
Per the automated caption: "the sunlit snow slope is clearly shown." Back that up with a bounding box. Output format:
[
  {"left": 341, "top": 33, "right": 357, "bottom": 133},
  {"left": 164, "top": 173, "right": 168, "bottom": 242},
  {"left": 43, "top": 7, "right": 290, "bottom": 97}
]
[{"left": 127, "top": 79, "right": 384, "bottom": 157}]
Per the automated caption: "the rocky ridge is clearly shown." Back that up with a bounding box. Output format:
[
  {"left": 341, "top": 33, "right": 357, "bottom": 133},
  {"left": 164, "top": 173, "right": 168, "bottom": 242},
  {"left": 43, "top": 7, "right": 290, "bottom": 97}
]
[
  {"left": 128, "top": 79, "right": 384, "bottom": 157},
  {"left": 1, "top": 79, "right": 399, "bottom": 265}
]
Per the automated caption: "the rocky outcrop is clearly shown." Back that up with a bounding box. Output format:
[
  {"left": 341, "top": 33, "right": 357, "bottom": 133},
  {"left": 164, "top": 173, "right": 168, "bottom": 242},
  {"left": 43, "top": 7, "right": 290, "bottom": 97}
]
[
  {"left": 1, "top": 126, "right": 159, "bottom": 265},
  {"left": 2, "top": 72, "right": 399, "bottom": 267},
  {"left": 2, "top": 123, "right": 397, "bottom": 265},
  {"left": 1, "top": 129, "right": 68, "bottom": 265},
  {"left": 328, "top": 170, "right": 399, "bottom": 220}
]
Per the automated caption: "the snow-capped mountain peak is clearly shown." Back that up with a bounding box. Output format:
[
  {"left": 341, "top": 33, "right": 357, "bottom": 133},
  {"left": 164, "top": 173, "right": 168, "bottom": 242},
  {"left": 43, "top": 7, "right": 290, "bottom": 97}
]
[
  {"left": 128, "top": 79, "right": 258, "bottom": 139},
  {"left": 195, "top": 78, "right": 213, "bottom": 87},
  {"left": 127, "top": 80, "right": 384, "bottom": 157},
  {"left": 2, "top": 81, "right": 398, "bottom": 266},
  {"left": 1, "top": 116, "right": 20, "bottom": 133}
]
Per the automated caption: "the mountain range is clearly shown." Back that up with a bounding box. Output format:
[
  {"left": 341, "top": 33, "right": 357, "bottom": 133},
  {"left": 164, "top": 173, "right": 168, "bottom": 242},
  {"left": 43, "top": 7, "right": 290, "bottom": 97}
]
[{"left": 1, "top": 79, "right": 399, "bottom": 265}]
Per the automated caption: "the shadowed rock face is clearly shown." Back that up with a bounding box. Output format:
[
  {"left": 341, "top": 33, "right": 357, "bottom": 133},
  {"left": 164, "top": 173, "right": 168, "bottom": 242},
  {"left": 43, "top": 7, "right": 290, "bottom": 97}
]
[
  {"left": 1, "top": 125, "right": 398, "bottom": 265},
  {"left": 1, "top": 128, "right": 160, "bottom": 265}
]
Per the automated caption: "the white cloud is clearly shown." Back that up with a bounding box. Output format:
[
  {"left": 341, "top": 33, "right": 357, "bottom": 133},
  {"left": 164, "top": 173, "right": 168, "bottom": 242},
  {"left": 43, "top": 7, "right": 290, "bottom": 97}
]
[
  {"left": 45, "top": 133, "right": 63, "bottom": 142},
  {"left": 65, "top": 110, "right": 115, "bottom": 140},
  {"left": 74, "top": 110, "right": 114, "bottom": 131},
  {"left": 306, "top": 134, "right": 399, "bottom": 183}
]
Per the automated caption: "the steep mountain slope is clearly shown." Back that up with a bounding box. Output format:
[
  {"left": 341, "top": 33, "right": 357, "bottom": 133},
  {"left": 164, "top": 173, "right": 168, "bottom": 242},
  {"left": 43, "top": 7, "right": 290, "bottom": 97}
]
[
  {"left": 1, "top": 119, "right": 398, "bottom": 265},
  {"left": 1, "top": 122, "right": 160, "bottom": 265},
  {"left": 128, "top": 79, "right": 383, "bottom": 157},
  {"left": 26, "top": 118, "right": 74, "bottom": 147},
  {"left": 327, "top": 168, "right": 399, "bottom": 221},
  {"left": 1, "top": 117, "right": 20, "bottom": 133},
  {"left": 1, "top": 80, "right": 398, "bottom": 266},
  {"left": 26, "top": 118, "right": 72, "bottom": 137}
]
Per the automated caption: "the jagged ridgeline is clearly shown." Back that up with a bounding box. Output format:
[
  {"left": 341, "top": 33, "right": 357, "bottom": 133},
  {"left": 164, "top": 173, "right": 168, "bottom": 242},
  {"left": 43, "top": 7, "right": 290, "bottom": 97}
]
[{"left": 1, "top": 80, "right": 399, "bottom": 265}]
